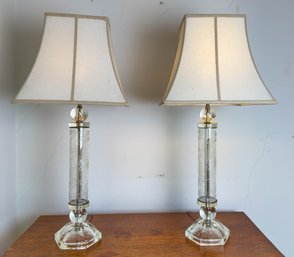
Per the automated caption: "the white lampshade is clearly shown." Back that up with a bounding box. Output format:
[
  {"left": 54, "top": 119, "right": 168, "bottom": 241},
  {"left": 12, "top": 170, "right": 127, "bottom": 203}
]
[
  {"left": 14, "top": 13, "right": 127, "bottom": 106},
  {"left": 162, "top": 14, "right": 276, "bottom": 106}
]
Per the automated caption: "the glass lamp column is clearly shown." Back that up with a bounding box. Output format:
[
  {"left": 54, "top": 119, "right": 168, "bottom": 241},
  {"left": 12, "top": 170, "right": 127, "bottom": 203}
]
[
  {"left": 55, "top": 105, "right": 102, "bottom": 250},
  {"left": 185, "top": 104, "right": 230, "bottom": 246}
]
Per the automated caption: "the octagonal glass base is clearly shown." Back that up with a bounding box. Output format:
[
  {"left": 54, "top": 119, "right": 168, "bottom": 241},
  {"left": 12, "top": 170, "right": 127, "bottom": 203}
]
[
  {"left": 55, "top": 221, "right": 102, "bottom": 250},
  {"left": 185, "top": 218, "right": 230, "bottom": 246}
]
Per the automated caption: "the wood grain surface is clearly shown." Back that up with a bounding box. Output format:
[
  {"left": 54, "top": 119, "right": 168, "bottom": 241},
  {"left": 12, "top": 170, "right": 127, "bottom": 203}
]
[{"left": 3, "top": 212, "right": 284, "bottom": 257}]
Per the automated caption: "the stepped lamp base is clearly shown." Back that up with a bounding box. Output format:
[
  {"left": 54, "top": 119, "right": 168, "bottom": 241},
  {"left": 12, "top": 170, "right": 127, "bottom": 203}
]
[
  {"left": 185, "top": 217, "right": 230, "bottom": 246},
  {"left": 185, "top": 201, "right": 230, "bottom": 246},
  {"left": 55, "top": 202, "right": 102, "bottom": 250},
  {"left": 55, "top": 220, "right": 102, "bottom": 250}
]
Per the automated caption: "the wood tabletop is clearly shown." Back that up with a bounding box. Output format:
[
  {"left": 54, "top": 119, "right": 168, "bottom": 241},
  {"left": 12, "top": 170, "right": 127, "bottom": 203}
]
[{"left": 3, "top": 212, "right": 283, "bottom": 257}]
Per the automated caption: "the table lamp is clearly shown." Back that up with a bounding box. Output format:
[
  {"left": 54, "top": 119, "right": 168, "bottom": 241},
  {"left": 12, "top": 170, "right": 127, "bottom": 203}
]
[
  {"left": 162, "top": 14, "right": 276, "bottom": 246},
  {"left": 14, "top": 13, "right": 127, "bottom": 250}
]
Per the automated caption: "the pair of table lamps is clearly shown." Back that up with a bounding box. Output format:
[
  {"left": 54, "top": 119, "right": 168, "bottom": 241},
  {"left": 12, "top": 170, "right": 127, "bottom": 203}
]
[{"left": 14, "top": 13, "right": 276, "bottom": 250}]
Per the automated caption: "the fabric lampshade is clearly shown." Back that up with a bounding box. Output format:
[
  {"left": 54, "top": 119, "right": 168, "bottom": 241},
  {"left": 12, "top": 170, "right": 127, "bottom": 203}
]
[
  {"left": 162, "top": 14, "right": 276, "bottom": 106},
  {"left": 14, "top": 13, "right": 127, "bottom": 106}
]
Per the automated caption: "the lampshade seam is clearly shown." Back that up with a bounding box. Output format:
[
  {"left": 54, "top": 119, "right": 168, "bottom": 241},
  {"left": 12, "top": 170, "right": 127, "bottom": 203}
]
[
  {"left": 214, "top": 17, "right": 221, "bottom": 101},
  {"left": 70, "top": 17, "right": 78, "bottom": 101}
]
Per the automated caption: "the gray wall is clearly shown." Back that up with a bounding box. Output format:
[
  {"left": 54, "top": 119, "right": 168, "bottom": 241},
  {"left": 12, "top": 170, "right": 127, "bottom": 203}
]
[
  {"left": 4, "top": 0, "right": 293, "bottom": 256},
  {"left": 0, "top": 0, "right": 17, "bottom": 255}
]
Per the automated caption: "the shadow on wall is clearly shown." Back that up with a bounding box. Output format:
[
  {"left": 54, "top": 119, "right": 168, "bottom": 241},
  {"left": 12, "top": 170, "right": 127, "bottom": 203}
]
[{"left": 113, "top": 26, "right": 178, "bottom": 103}]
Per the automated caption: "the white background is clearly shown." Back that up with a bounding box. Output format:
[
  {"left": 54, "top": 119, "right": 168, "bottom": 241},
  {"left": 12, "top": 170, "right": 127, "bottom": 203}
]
[{"left": 0, "top": 0, "right": 293, "bottom": 256}]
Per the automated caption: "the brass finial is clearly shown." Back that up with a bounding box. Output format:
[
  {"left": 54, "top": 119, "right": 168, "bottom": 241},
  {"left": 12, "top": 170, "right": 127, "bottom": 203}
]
[
  {"left": 70, "top": 105, "right": 88, "bottom": 123},
  {"left": 199, "top": 104, "right": 216, "bottom": 124}
]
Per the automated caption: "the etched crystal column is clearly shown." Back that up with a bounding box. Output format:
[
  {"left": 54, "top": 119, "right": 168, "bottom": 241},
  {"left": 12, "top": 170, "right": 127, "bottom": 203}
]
[
  {"left": 69, "top": 107, "right": 89, "bottom": 208},
  {"left": 185, "top": 104, "right": 230, "bottom": 246},
  {"left": 55, "top": 105, "right": 102, "bottom": 250}
]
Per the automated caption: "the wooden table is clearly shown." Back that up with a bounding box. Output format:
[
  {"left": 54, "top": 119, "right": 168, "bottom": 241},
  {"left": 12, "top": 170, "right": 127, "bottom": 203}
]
[{"left": 3, "top": 212, "right": 283, "bottom": 257}]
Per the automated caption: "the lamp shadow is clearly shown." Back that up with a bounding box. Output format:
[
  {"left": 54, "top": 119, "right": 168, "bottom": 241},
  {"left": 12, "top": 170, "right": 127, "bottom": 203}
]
[{"left": 117, "top": 26, "right": 178, "bottom": 104}]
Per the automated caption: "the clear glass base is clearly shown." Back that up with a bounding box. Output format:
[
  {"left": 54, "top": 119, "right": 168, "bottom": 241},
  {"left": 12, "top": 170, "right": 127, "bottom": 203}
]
[
  {"left": 55, "top": 208, "right": 102, "bottom": 250},
  {"left": 185, "top": 205, "right": 230, "bottom": 246},
  {"left": 55, "top": 220, "right": 102, "bottom": 250},
  {"left": 185, "top": 218, "right": 230, "bottom": 246}
]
